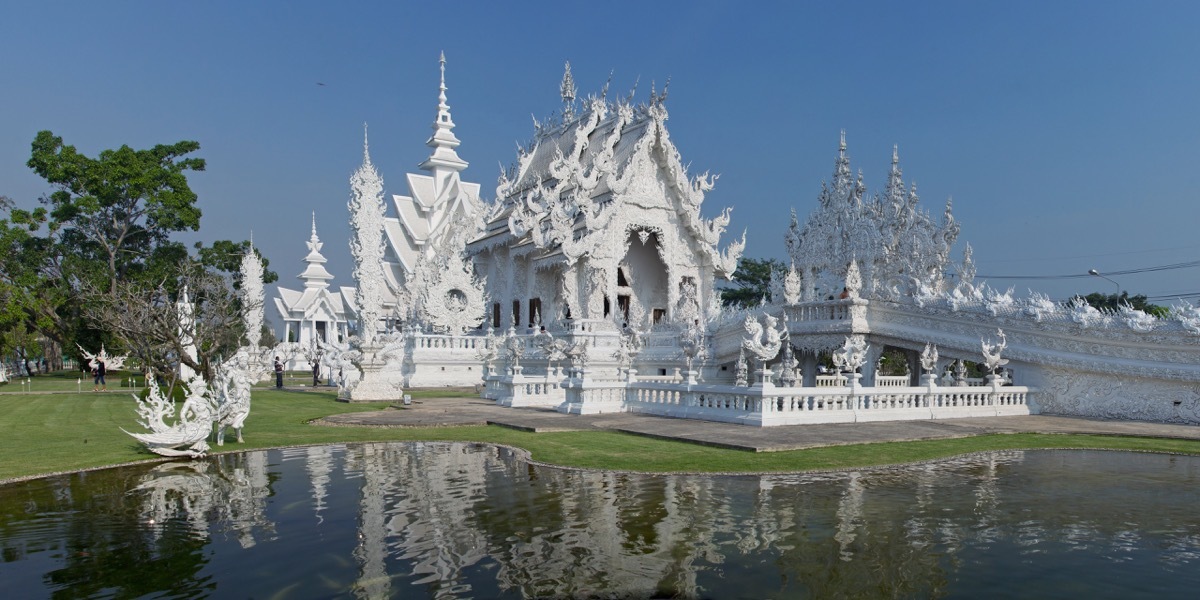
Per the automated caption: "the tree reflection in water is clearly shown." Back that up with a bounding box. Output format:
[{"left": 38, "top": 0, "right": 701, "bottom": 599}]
[{"left": 2, "top": 445, "right": 1200, "bottom": 598}]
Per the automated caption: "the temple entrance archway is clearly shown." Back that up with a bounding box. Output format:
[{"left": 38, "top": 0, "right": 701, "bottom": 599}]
[{"left": 617, "top": 230, "right": 669, "bottom": 325}]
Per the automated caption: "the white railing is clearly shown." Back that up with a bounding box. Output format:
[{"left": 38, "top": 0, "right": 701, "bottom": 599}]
[
  {"left": 815, "top": 375, "right": 848, "bottom": 387},
  {"left": 875, "top": 375, "right": 911, "bottom": 387},
  {"left": 411, "top": 335, "right": 484, "bottom": 350},
  {"left": 614, "top": 380, "right": 1032, "bottom": 426}
]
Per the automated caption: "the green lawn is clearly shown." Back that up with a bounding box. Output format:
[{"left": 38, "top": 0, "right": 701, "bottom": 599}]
[{"left": 3, "top": 384, "right": 1200, "bottom": 482}]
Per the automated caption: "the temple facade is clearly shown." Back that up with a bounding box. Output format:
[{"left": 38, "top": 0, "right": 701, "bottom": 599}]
[{"left": 467, "top": 65, "right": 743, "bottom": 335}]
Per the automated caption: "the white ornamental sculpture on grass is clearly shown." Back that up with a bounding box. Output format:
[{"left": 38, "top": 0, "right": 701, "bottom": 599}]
[
  {"left": 348, "top": 125, "right": 388, "bottom": 347},
  {"left": 212, "top": 350, "right": 265, "bottom": 446},
  {"left": 124, "top": 355, "right": 262, "bottom": 457},
  {"left": 742, "top": 313, "right": 785, "bottom": 385},
  {"left": 239, "top": 239, "right": 265, "bottom": 350},
  {"left": 78, "top": 344, "right": 129, "bottom": 372},
  {"left": 981, "top": 328, "right": 1009, "bottom": 375},
  {"left": 125, "top": 374, "right": 216, "bottom": 458}
]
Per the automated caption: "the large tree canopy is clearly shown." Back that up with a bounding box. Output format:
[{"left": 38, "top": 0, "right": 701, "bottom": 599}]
[{"left": 23, "top": 130, "right": 206, "bottom": 295}]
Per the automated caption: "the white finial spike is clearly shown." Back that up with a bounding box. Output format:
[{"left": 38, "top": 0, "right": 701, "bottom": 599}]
[
  {"left": 362, "top": 122, "right": 371, "bottom": 164},
  {"left": 311, "top": 212, "right": 317, "bottom": 237},
  {"left": 839, "top": 129, "right": 847, "bottom": 153},
  {"left": 892, "top": 144, "right": 899, "bottom": 165},
  {"left": 249, "top": 230, "right": 254, "bottom": 249}
]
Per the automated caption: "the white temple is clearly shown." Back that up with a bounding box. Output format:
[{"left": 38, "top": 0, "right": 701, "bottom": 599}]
[
  {"left": 274, "top": 214, "right": 353, "bottom": 368},
  {"left": 270, "top": 55, "right": 1200, "bottom": 426}
]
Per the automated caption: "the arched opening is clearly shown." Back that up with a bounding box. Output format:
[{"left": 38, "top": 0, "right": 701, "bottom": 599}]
[{"left": 619, "top": 230, "right": 669, "bottom": 324}]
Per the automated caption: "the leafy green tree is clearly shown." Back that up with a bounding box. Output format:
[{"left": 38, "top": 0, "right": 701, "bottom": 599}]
[
  {"left": 24, "top": 130, "right": 206, "bottom": 295},
  {"left": 721, "top": 257, "right": 785, "bottom": 307}
]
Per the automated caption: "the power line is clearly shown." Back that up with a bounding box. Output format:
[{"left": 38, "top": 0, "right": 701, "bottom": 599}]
[{"left": 977, "top": 259, "right": 1200, "bottom": 280}]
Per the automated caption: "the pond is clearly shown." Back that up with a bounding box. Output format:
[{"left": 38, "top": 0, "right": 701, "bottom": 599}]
[{"left": 2, "top": 444, "right": 1199, "bottom": 599}]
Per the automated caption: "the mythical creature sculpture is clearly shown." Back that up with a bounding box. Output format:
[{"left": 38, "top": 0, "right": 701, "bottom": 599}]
[
  {"left": 565, "top": 340, "right": 590, "bottom": 371},
  {"left": 734, "top": 348, "right": 749, "bottom": 387},
  {"left": 1069, "top": 298, "right": 1110, "bottom": 329},
  {"left": 1171, "top": 301, "right": 1200, "bottom": 335},
  {"left": 77, "top": 344, "right": 129, "bottom": 372},
  {"left": 983, "top": 286, "right": 1016, "bottom": 317},
  {"left": 124, "top": 374, "right": 216, "bottom": 458},
  {"left": 777, "top": 343, "right": 800, "bottom": 387},
  {"left": 213, "top": 359, "right": 253, "bottom": 446},
  {"left": 832, "top": 336, "right": 870, "bottom": 374},
  {"left": 1119, "top": 303, "right": 1157, "bottom": 333},
  {"left": 742, "top": 313, "right": 784, "bottom": 364},
  {"left": 319, "top": 340, "right": 361, "bottom": 393},
  {"left": 1023, "top": 291, "right": 1059, "bottom": 322},
  {"left": 677, "top": 321, "right": 707, "bottom": 372},
  {"left": 534, "top": 328, "right": 569, "bottom": 369},
  {"left": 981, "top": 328, "right": 1009, "bottom": 374},
  {"left": 920, "top": 343, "right": 939, "bottom": 374}
]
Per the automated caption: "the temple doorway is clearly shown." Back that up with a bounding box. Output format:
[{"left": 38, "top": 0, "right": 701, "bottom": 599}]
[{"left": 618, "top": 230, "right": 669, "bottom": 325}]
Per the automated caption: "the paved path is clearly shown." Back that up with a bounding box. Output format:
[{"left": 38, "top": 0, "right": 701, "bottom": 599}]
[{"left": 318, "top": 396, "right": 1200, "bottom": 452}]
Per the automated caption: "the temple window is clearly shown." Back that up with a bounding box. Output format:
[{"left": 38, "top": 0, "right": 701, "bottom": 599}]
[
  {"left": 528, "top": 298, "right": 542, "bottom": 326},
  {"left": 492, "top": 303, "right": 501, "bottom": 328}
]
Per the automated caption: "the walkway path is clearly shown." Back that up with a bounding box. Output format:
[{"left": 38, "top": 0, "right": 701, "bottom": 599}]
[{"left": 318, "top": 396, "right": 1200, "bottom": 452}]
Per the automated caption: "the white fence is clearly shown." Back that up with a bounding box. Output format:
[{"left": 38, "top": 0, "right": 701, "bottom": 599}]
[{"left": 489, "top": 370, "right": 1031, "bottom": 426}]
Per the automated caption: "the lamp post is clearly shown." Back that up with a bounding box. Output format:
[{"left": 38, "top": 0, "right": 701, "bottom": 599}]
[{"left": 1088, "top": 269, "right": 1122, "bottom": 301}]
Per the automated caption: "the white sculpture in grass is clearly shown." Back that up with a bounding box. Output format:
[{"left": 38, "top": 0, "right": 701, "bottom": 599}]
[
  {"left": 125, "top": 374, "right": 215, "bottom": 458},
  {"left": 213, "top": 353, "right": 258, "bottom": 446},
  {"left": 77, "top": 343, "right": 129, "bottom": 372}
]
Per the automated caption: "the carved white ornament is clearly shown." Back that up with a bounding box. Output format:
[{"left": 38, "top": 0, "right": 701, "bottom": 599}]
[
  {"left": 78, "top": 344, "right": 128, "bottom": 372},
  {"left": 920, "top": 343, "right": 939, "bottom": 374},
  {"left": 786, "top": 136, "right": 962, "bottom": 301},
  {"left": 742, "top": 313, "right": 784, "bottom": 364},
  {"left": 239, "top": 241, "right": 265, "bottom": 349},
  {"left": 124, "top": 374, "right": 215, "bottom": 458},
  {"left": 348, "top": 125, "right": 388, "bottom": 345},
  {"left": 981, "top": 328, "right": 1009, "bottom": 374}
]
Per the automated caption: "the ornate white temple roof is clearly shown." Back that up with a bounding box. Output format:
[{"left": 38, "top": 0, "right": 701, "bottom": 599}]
[
  {"left": 383, "top": 53, "right": 482, "bottom": 279},
  {"left": 478, "top": 69, "right": 743, "bottom": 276}
]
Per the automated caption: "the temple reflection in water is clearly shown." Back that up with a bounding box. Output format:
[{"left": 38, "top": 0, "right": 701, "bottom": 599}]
[{"left": 3, "top": 444, "right": 1200, "bottom": 598}]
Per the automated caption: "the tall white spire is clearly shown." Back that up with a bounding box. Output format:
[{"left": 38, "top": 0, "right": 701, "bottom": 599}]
[
  {"left": 420, "top": 51, "right": 468, "bottom": 175},
  {"left": 300, "top": 212, "right": 333, "bottom": 290},
  {"left": 560, "top": 61, "right": 577, "bottom": 120}
]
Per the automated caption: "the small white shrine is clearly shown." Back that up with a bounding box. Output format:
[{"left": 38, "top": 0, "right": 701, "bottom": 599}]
[{"left": 274, "top": 215, "right": 354, "bottom": 369}]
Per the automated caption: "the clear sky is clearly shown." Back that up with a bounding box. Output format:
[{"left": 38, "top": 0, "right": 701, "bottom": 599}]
[{"left": 4, "top": 1, "right": 1200, "bottom": 325}]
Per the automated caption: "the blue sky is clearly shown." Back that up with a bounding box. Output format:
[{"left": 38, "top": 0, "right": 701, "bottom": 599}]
[{"left": 4, "top": 1, "right": 1200, "bottom": 318}]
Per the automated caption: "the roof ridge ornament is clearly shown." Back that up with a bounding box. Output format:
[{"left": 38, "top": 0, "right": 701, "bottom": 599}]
[{"left": 560, "top": 61, "right": 577, "bottom": 121}]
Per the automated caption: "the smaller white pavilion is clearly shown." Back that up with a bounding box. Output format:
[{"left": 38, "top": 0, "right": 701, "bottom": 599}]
[{"left": 274, "top": 215, "right": 355, "bottom": 367}]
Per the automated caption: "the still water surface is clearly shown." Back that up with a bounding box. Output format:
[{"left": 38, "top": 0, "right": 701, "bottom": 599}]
[{"left": 2, "top": 444, "right": 1199, "bottom": 599}]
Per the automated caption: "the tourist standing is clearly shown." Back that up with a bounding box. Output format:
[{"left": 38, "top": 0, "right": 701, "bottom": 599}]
[
  {"left": 93, "top": 359, "right": 106, "bottom": 392},
  {"left": 274, "top": 356, "right": 284, "bottom": 389}
]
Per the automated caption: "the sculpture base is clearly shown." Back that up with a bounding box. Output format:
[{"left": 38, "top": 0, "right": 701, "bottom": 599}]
[{"left": 341, "top": 368, "right": 405, "bottom": 402}]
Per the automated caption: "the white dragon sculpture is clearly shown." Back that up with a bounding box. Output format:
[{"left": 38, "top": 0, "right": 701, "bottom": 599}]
[{"left": 124, "top": 374, "right": 216, "bottom": 458}]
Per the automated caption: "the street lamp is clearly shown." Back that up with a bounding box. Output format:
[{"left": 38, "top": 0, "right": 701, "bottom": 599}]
[{"left": 1088, "top": 269, "right": 1122, "bottom": 297}]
